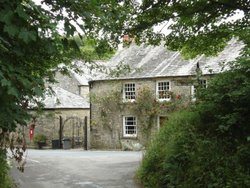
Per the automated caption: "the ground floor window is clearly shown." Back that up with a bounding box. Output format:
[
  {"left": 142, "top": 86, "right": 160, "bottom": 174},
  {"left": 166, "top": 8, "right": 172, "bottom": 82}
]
[{"left": 123, "top": 116, "right": 137, "bottom": 137}]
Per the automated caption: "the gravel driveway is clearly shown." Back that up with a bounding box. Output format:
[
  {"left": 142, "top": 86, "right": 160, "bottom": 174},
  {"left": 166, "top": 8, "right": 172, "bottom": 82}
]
[{"left": 10, "top": 149, "right": 143, "bottom": 188}]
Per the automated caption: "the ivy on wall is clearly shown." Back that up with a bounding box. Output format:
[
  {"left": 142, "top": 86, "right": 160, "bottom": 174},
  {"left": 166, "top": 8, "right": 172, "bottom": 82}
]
[
  {"left": 90, "top": 90, "right": 125, "bottom": 135},
  {"left": 91, "top": 86, "right": 191, "bottom": 142}
]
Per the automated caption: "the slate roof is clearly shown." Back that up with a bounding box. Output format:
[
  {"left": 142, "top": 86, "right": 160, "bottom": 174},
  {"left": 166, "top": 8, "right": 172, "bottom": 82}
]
[
  {"left": 92, "top": 38, "right": 243, "bottom": 81},
  {"left": 43, "top": 87, "right": 89, "bottom": 109},
  {"left": 70, "top": 61, "right": 106, "bottom": 85},
  {"left": 40, "top": 39, "right": 243, "bottom": 109}
]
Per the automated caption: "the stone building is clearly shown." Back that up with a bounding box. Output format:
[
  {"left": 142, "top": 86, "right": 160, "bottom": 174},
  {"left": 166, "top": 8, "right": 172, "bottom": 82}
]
[
  {"left": 89, "top": 39, "right": 243, "bottom": 150},
  {"left": 26, "top": 66, "right": 93, "bottom": 149}
]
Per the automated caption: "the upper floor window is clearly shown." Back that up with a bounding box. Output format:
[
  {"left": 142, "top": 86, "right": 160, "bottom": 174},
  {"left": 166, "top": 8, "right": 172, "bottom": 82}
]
[
  {"left": 191, "top": 79, "right": 207, "bottom": 100},
  {"left": 123, "top": 83, "right": 136, "bottom": 101},
  {"left": 123, "top": 116, "right": 137, "bottom": 137},
  {"left": 156, "top": 81, "right": 171, "bottom": 101},
  {"left": 199, "top": 79, "right": 207, "bottom": 89}
]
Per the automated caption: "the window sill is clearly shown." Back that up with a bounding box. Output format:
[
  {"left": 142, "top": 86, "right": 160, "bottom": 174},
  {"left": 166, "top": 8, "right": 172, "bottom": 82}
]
[
  {"left": 121, "top": 136, "right": 138, "bottom": 140},
  {"left": 122, "top": 99, "right": 136, "bottom": 103},
  {"left": 157, "top": 98, "right": 171, "bottom": 102}
]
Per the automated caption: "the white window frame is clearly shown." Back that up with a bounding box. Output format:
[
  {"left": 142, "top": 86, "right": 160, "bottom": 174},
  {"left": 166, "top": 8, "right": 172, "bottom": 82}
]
[
  {"left": 191, "top": 79, "right": 207, "bottom": 101},
  {"left": 191, "top": 85, "right": 196, "bottom": 101},
  {"left": 123, "top": 83, "right": 136, "bottom": 102},
  {"left": 156, "top": 80, "right": 171, "bottom": 101},
  {"left": 123, "top": 116, "right": 137, "bottom": 138}
]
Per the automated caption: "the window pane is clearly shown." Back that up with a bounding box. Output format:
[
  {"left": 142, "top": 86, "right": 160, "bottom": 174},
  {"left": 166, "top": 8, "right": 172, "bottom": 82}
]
[
  {"left": 157, "top": 81, "right": 170, "bottom": 99},
  {"left": 124, "top": 116, "right": 137, "bottom": 137},
  {"left": 124, "top": 83, "right": 136, "bottom": 100},
  {"left": 199, "top": 80, "right": 207, "bottom": 88}
]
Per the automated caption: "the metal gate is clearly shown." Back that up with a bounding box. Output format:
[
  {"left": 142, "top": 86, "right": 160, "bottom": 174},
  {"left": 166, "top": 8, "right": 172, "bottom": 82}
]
[{"left": 58, "top": 116, "right": 88, "bottom": 150}]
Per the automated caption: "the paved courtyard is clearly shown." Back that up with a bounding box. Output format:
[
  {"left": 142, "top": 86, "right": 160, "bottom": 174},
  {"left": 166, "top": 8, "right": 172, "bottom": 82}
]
[{"left": 10, "top": 149, "right": 143, "bottom": 188}]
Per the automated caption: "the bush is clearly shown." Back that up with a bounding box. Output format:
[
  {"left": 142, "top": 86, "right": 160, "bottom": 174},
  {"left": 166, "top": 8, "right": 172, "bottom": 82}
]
[
  {"left": 138, "top": 59, "right": 250, "bottom": 187},
  {"left": 138, "top": 109, "right": 250, "bottom": 187},
  {"left": 138, "top": 110, "right": 200, "bottom": 188},
  {"left": 33, "top": 134, "right": 47, "bottom": 149},
  {"left": 0, "top": 149, "right": 11, "bottom": 188}
]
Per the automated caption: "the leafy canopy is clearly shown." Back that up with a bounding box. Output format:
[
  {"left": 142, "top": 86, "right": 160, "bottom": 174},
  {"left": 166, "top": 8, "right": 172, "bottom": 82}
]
[
  {"left": 0, "top": 0, "right": 116, "bottom": 132},
  {"left": 78, "top": 0, "right": 249, "bottom": 58},
  {"left": 0, "top": 0, "right": 249, "bottom": 132},
  {"left": 133, "top": 0, "right": 249, "bottom": 57}
]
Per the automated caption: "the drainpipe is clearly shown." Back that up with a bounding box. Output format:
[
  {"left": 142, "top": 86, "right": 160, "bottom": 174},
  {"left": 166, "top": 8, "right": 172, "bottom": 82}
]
[
  {"left": 59, "top": 116, "right": 63, "bottom": 149},
  {"left": 89, "top": 81, "right": 93, "bottom": 150}
]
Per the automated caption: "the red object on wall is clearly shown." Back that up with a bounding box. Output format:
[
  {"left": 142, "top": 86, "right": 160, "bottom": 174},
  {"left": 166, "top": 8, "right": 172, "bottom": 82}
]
[
  {"left": 29, "top": 128, "right": 34, "bottom": 141},
  {"left": 29, "top": 123, "right": 35, "bottom": 141},
  {"left": 176, "top": 94, "right": 181, "bottom": 100}
]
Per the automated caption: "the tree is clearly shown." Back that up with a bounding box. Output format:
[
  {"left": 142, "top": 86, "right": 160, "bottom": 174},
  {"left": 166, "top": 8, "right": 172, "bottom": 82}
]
[
  {"left": 131, "top": 0, "right": 249, "bottom": 57},
  {"left": 0, "top": 0, "right": 117, "bottom": 133},
  {"left": 74, "top": 0, "right": 249, "bottom": 58},
  {"left": 0, "top": 1, "right": 118, "bottom": 178},
  {"left": 122, "top": 1, "right": 250, "bottom": 187},
  {"left": 1, "top": 0, "right": 69, "bottom": 132}
]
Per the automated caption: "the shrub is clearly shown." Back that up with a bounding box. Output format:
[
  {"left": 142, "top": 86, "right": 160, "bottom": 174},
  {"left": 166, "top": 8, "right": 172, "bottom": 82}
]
[
  {"left": 33, "top": 134, "right": 47, "bottom": 149},
  {"left": 138, "top": 59, "right": 250, "bottom": 187},
  {"left": 0, "top": 149, "right": 11, "bottom": 188},
  {"left": 138, "top": 109, "right": 250, "bottom": 187},
  {"left": 137, "top": 110, "right": 200, "bottom": 188}
]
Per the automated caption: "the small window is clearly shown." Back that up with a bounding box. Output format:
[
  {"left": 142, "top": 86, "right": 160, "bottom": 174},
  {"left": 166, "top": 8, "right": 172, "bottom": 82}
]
[
  {"left": 123, "top": 83, "right": 136, "bottom": 101},
  {"left": 123, "top": 116, "right": 137, "bottom": 137},
  {"left": 199, "top": 79, "right": 207, "bottom": 89},
  {"left": 156, "top": 81, "right": 171, "bottom": 101},
  {"left": 191, "top": 79, "right": 207, "bottom": 100}
]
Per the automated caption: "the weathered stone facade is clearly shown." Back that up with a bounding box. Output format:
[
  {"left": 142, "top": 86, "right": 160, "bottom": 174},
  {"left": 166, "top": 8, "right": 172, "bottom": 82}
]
[
  {"left": 24, "top": 40, "right": 242, "bottom": 150},
  {"left": 25, "top": 108, "right": 90, "bottom": 148},
  {"left": 90, "top": 75, "right": 209, "bottom": 150},
  {"left": 89, "top": 40, "right": 242, "bottom": 150},
  {"left": 25, "top": 109, "right": 90, "bottom": 146},
  {"left": 26, "top": 69, "right": 91, "bottom": 149}
]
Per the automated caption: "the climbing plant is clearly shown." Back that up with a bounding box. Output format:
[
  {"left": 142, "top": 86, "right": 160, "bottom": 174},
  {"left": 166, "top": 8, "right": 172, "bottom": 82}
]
[
  {"left": 91, "top": 85, "right": 190, "bottom": 142},
  {"left": 91, "top": 90, "right": 125, "bottom": 133},
  {"left": 130, "top": 86, "right": 190, "bottom": 138}
]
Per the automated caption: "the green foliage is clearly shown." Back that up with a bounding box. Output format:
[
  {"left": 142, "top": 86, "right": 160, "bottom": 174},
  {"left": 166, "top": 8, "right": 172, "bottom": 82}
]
[
  {"left": 138, "top": 53, "right": 250, "bottom": 187},
  {"left": 138, "top": 110, "right": 200, "bottom": 187},
  {"left": 0, "top": 0, "right": 118, "bottom": 133},
  {"left": 91, "top": 90, "right": 124, "bottom": 131},
  {"left": 130, "top": 87, "right": 188, "bottom": 133},
  {"left": 197, "top": 55, "right": 250, "bottom": 141},
  {"left": 0, "top": 150, "right": 11, "bottom": 188},
  {"left": 33, "top": 134, "right": 47, "bottom": 145},
  {"left": 138, "top": 108, "right": 250, "bottom": 187},
  {"left": 72, "top": 36, "right": 115, "bottom": 60},
  {"left": 138, "top": 50, "right": 250, "bottom": 187},
  {"left": 82, "top": 0, "right": 249, "bottom": 58},
  {"left": 0, "top": 0, "right": 77, "bottom": 132}
]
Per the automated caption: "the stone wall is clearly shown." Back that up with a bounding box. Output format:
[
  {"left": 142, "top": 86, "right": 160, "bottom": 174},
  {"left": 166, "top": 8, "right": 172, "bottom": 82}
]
[
  {"left": 25, "top": 109, "right": 90, "bottom": 149},
  {"left": 90, "top": 76, "right": 210, "bottom": 150}
]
